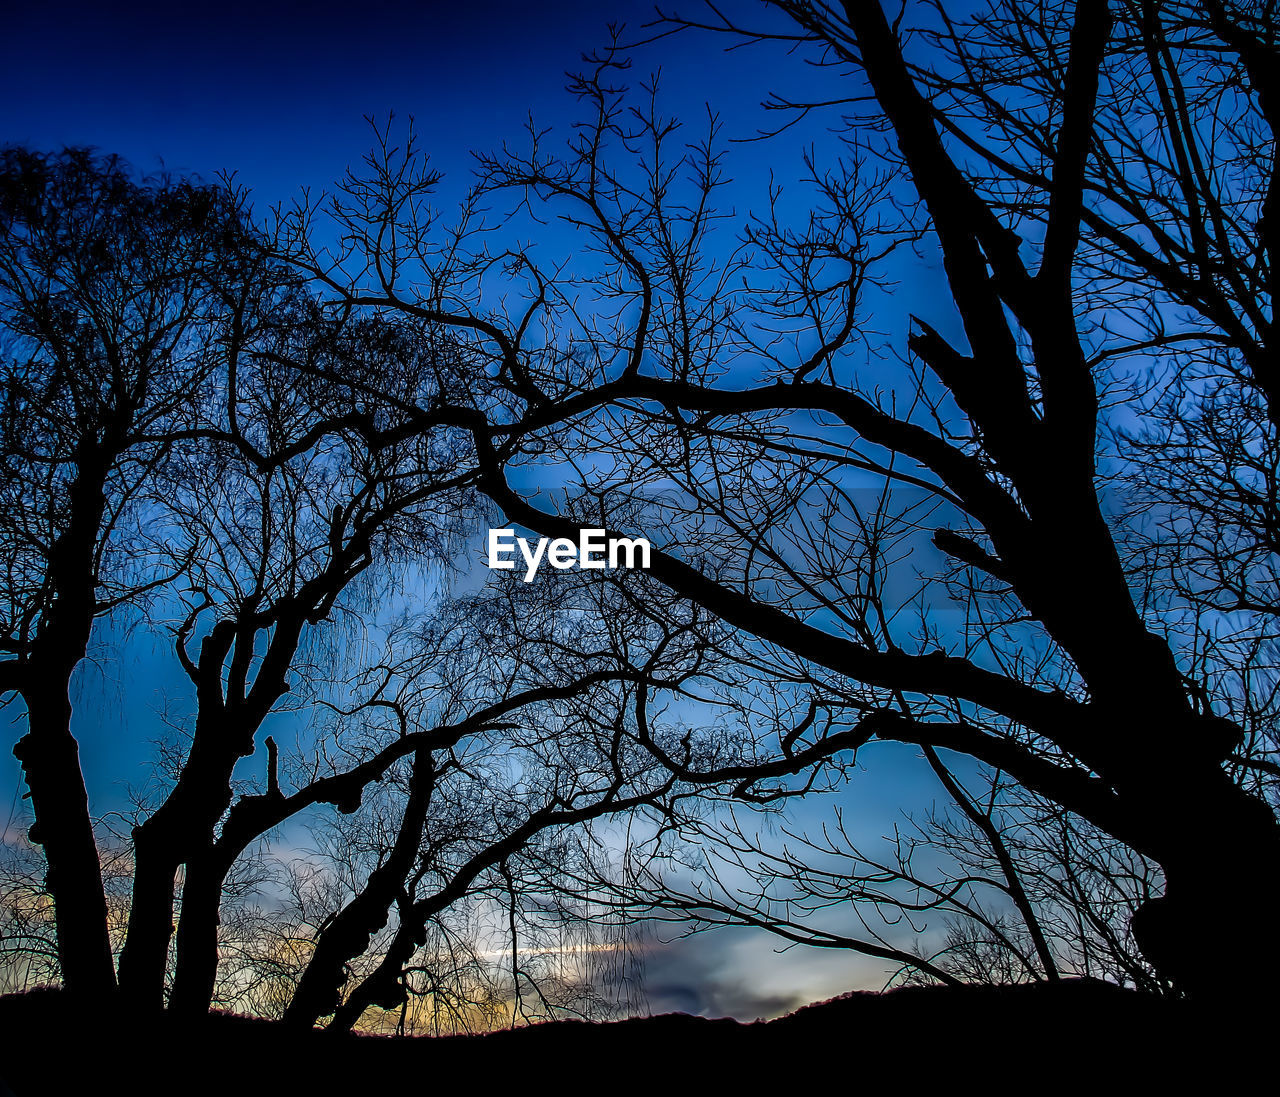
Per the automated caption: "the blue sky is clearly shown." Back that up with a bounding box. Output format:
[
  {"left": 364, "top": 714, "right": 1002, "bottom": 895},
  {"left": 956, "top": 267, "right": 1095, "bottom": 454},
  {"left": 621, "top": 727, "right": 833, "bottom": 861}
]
[
  {"left": 2, "top": 0, "right": 977, "bottom": 1018},
  {"left": 2, "top": 1, "right": 823, "bottom": 208}
]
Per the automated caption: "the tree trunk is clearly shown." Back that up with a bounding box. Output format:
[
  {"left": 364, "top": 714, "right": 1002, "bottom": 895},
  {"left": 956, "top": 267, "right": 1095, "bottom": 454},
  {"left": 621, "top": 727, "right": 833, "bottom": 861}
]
[
  {"left": 283, "top": 754, "right": 433, "bottom": 1029},
  {"left": 166, "top": 850, "right": 232, "bottom": 1016},
  {"left": 327, "top": 924, "right": 420, "bottom": 1034},
  {"left": 1129, "top": 767, "right": 1280, "bottom": 997},
  {"left": 12, "top": 444, "right": 121, "bottom": 999},
  {"left": 115, "top": 828, "right": 182, "bottom": 1011},
  {"left": 13, "top": 688, "right": 116, "bottom": 998},
  {"left": 118, "top": 702, "right": 248, "bottom": 1009}
]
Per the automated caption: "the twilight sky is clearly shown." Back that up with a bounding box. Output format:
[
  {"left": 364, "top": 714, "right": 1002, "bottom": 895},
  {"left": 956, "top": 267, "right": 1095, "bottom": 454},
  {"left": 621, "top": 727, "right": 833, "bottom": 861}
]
[
  {"left": 2, "top": 0, "right": 963, "bottom": 1019},
  {"left": 2, "top": 0, "right": 816, "bottom": 206}
]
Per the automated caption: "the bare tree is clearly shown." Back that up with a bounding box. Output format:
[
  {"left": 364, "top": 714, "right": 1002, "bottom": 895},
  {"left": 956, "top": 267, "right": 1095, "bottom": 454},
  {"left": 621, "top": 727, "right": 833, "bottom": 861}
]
[
  {"left": 0, "top": 147, "right": 261, "bottom": 997},
  {"left": 0, "top": 147, "right": 719, "bottom": 1028},
  {"left": 280, "top": 563, "right": 720, "bottom": 1031},
  {"left": 113, "top": 305, "right": 488, "bottom": 1010},
  {"left": 10, "top": 0, "right": 1280, "bottom": 1020},
  {"left": 279, "top": 1, "right": 1280, "bottom": 1000}
]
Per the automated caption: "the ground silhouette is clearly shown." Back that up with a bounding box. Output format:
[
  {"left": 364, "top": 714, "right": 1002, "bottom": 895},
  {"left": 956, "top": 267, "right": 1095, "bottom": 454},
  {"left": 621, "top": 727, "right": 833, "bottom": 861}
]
[{"left": 0, "top": 980, "right": 1253, "bottom": 1093}]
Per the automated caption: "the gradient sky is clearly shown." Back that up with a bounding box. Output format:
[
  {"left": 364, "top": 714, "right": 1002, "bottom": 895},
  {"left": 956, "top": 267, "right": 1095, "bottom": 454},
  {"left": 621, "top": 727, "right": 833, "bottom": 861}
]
[
  {"left": 2, "top": 0, "right": 968, "bottom": 1019},
  {"left": 2, "top": 1, "right": 825, "bottom": 206}
]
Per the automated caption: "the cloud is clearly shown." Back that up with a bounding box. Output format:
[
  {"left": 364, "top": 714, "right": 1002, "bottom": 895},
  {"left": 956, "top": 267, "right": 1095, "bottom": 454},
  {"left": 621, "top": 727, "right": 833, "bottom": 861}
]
[{"left": 638, "top": 926, "right": 889, "bottom": 1022}]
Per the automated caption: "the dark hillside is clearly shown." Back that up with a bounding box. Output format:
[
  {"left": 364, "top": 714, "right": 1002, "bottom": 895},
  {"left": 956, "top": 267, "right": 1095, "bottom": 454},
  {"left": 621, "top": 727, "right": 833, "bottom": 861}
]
[{"left": 0, "top": 980, "right": 1251, "bottom": 1094}]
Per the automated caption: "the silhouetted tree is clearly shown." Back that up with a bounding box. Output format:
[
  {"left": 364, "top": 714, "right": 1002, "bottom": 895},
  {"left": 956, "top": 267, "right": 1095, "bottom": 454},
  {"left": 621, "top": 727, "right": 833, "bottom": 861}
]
[
  {"left": 279, "top": 561, "right": 720, "bottom": 1031},
  {"left": 114, "top": 309, "right": 487, "bottom": 1010},
  {"left": 0, "top": 148, "right": 260, "bottom": 997},
  {"left": 0, "top": 147, "right": 718, "bottom": 1026},
  {"left": 9, "top": 0, "right": 1280, "bottom": 1020},
  {"left": 280, "top": 1, "right": 1280, "bottom": 999}
]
